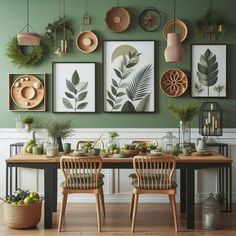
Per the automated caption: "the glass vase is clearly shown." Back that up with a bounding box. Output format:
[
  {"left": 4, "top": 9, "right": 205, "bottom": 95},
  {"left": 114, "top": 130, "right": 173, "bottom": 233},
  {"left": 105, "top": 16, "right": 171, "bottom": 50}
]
[
  {"left": 162, "top": 131, "right": 178, "bottom": 154},
  {"left": 179, "top": 120, "right": 191, "bottom": 150},
  {"left": 107, "top": 136, "right": 120, "bottom": 149}
]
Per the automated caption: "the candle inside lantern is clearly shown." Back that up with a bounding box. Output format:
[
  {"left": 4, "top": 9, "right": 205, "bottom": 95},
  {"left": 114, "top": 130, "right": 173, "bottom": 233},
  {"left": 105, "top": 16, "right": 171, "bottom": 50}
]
[
  {"left": 211, "top": 104, "right": 213, "bottom": 110},
  {"left": 61, "top": 40, "right": 64, "bottom": 52},
  {"left": 64, "top": 40, "right": 67, "bottom": 52},
  {"left": 208, "top": 112, "right": 211, "bottom": 124}
]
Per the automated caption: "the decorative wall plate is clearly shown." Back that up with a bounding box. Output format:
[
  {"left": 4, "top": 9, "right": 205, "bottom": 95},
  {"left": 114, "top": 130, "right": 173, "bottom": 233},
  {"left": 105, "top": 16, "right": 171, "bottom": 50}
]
[
  {"left": 160, "top": 69, "right": 188, "bottom": 97},
  {"left": 76, "top": 31, "right": 98, "bottom": 53},
  {"left": 163, "top": 19, "right": 188, "bottom": 42},
  {"left": 105, "top": 7, "right": 130, "bottom": 32},
  {"left": 139, "top": 7, "right": 163, "bottom": 32},
  {"left": 9, "top": 74, "right": 46, "bottom": 110}
]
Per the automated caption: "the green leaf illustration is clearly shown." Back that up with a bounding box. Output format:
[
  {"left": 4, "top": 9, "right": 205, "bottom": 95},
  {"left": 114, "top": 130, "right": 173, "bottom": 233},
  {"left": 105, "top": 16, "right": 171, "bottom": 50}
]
[
  {"left": 136, "top": 94, "right": 150, "bottom": 112},
  {"left": 119, "top": 83, "right": 129, "bottom": 88},
  {"left": 116, "top": 92, "right": 126, "bottom": 97},
  {"left": 213, "top": 84, "right": 224, "bottom": 96},
  {"left": 77, "top": 102, "right": 88, "bottom": 110},
  {"left": 111, "top": 85, "right": 117, "bottom": 96},
  {"left": 77, "top": 91, "right": 88, "bottom": 101},
  {"left": 113, "top": 104, "right": 122, "bottom": 110},
  {"left": 106, "top": 99, "right": 114, "bottom": 108},
  {"left": 62, "top": 97, "right": 73, "bottom": 109},
  {"left": 65, "top": 92, "right": 75, "bottom": 99},
  {"left": 121, "top": 101, "right": 136, "bottom": 112},
  {"left": 72, "top": 70, "right": 80, "bottom": 86},
  {"left": 63, "top": 71, "right": 89, "bottom": 111},
  {"left": 76, "top": 82, "right": 88, "bottom": 92},
  {"left": 197, "top": 48, "right": 218, "bottom": 88},
  {"left": 66, "top": 80, "right": 77, "bottom": 94},
  {"left": 114, "top": 68, "right": 122, "bottom": 79},
  {"left": 194, "top": 83, "right": 204, "bottom": 95},
  {"left": 112, "top": 78, "right": 119, "bottom": 88},
  {"left": 107, "top": 91, "right": 115, "bottom": 102},
  {"left": 126, "top": 64, "right": 152, "bottom": 101}
]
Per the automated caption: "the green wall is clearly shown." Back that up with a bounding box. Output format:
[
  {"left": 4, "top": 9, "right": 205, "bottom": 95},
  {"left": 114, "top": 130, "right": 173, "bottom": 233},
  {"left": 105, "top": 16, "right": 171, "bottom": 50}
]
[{"left": 1, "top": 0, "right": 236, "bottom": 128}]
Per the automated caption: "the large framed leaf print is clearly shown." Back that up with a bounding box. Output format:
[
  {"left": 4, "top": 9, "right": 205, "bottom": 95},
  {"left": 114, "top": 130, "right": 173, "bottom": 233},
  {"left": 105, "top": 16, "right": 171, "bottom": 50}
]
[
  {"left": 191, "top": 44, "right": 227, "bottom": 97},
  {"left": 103, "top": 40, "right": 156, "bottom": 112},
  {"left": 52, "top": 62, "right": 96, "bottom": 112}
]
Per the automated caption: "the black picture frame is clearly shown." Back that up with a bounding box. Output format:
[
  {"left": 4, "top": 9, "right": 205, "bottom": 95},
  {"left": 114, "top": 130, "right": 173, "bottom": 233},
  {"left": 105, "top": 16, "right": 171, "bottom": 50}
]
[
  {"left": 191, "top": 44, "right": 227, "bottom": 98},
  {"left": 52, "top": 62, "right": 96, "bottom": 113},
  {"left": 102, "top": 40, "right": 156, "bottom": 113}
]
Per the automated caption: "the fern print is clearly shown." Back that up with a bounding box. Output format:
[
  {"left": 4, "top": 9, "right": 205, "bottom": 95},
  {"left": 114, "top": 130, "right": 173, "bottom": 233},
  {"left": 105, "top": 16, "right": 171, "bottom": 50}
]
[
  {"left": 62, "top": 70, "right": 88, "bottom": 111},
  {"left": 106, "top": 50, "right": 141, "bottom": 111}
]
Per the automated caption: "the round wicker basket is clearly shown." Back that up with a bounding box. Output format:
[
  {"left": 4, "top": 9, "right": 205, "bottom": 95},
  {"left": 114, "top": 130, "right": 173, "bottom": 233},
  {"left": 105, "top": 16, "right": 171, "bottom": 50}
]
[{"left": 4, "top": 199, "right": 43, "bottom": 229}]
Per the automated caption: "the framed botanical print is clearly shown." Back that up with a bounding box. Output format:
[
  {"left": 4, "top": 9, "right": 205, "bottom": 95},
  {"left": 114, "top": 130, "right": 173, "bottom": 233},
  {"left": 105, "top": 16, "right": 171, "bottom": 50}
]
[
  {"left": 191, "top": 44, "right": 227, "bottom": 97},
  {"left": 52, "top": 62, "right": 96, "bottom": 113},
  {"left": 103, "top": 40, "right": 156, "bottom": 112}
]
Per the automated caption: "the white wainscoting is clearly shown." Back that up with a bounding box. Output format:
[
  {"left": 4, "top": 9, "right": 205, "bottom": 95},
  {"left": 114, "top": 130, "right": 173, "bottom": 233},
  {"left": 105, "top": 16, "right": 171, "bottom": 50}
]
[{"left": 0, "top": 128, "right": 235, "bottom": 203}]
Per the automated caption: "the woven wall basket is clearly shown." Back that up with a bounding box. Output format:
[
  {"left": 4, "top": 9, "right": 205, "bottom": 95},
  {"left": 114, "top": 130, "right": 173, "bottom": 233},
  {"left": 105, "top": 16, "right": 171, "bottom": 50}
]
[
  {"left": 17, "top": 32, "right": 41, "bottom": 46},
  {"left": 4, "top": 199, "right": 43, "bottom": 229}
]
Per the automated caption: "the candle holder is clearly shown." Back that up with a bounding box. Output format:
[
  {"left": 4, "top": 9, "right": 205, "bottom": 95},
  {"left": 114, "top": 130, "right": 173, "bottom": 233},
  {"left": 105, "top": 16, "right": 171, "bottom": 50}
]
[{"left": 199, "top": 102, "right": 223, "bottom": 137}]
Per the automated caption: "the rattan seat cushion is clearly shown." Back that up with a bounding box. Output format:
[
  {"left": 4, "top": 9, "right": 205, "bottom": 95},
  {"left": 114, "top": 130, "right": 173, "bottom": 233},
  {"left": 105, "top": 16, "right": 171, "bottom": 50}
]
[{"left": 131, "top": 179, "right": 177, "bottom": 189}]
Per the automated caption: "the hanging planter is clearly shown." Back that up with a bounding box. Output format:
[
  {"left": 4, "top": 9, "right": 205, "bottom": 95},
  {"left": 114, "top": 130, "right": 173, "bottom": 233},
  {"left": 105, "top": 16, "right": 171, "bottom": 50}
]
[{"left": 17, "top": 0, "right": 41, "bottom": 46}]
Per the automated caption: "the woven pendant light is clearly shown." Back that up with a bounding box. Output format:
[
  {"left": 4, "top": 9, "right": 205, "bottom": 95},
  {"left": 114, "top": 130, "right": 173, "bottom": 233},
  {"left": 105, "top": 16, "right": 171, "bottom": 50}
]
[
  {"left": 17, "top": 0, "right": 41, "bottom": 46},
  {"left": 164, "top": 0, "right": 184, "bottom": 63}
]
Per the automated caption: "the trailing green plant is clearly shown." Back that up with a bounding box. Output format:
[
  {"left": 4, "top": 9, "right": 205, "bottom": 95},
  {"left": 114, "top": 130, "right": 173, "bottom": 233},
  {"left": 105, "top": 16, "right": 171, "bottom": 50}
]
[
  {"left": 22, "top": 115, "right": 34, "bottom": 124},
  {"left": 62, "top": 70, "right": 88, "bottom": 111},
  {"left": 45, "top": 17, "right": 72, "bottom": 50},
  {"left": 168, "top": 103, "right": 199, "bottom": 123},
  {"left": 43, "top": 117, "right": 74, "bottom": 140},
  {"left": 6, "top": 37, "right": 46, "bottom": 68}
]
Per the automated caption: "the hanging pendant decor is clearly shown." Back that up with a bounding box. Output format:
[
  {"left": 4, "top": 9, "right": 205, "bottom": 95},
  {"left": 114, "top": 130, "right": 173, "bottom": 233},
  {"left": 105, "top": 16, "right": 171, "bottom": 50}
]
[
  {"left": 17, "top": 0, "right": 41, "bottom": 45},
  {"left": 105, "top": 0, "right": 130, "bottom": 32},
  {"left": 44, "top": 0, "right": 72, "bottom": 57},
  {"left": 196, "top": 0, "right": 225, "bottom": 41},
  {"left": 76, "top": 0, "right": 98, "bottom": 54}
]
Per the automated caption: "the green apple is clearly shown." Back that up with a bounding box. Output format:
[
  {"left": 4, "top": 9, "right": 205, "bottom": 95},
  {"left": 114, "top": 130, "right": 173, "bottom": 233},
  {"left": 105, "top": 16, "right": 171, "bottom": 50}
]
[
  {"left": 29, "top": 192, "right": 39, "bottom": 200},
  {"left": 23, "top": 196, "right": 34, "bottom": 205},
  {"left": 32, "top": 198, "right": 39, "bottom": 203}
]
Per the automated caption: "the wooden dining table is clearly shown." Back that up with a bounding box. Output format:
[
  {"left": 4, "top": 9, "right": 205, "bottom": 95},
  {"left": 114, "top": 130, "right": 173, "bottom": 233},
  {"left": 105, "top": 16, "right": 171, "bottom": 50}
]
[{"left": 5, "top": 153, "right": 232, "bottom": 229}]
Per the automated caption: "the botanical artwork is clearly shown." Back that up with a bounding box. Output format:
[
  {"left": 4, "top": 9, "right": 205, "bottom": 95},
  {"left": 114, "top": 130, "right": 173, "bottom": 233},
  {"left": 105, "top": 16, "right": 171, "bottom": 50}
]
[
  {"left": 191, "top": 44, "right": 226, "bottom": 97},
  {"left": 53, "top": 62, "right": 95, "bottom": 113},
  {"left": 62, "top": 70, "right": 88, "bottom": 111},
  {"left": 103, "top": 41, "right": 155, "bottom": 112}
]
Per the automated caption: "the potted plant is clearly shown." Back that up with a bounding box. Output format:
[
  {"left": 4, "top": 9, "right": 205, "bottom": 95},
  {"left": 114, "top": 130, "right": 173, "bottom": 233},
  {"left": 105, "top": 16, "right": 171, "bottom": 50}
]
[
  {"left": 168, "top": 102, "right": 199, "bottom": 149},
  {"left": 43, "top": 117, "right": 74, "bottom": 152},
  {"left": 22, "top": 115, "right": 34, "bottom": 132}
]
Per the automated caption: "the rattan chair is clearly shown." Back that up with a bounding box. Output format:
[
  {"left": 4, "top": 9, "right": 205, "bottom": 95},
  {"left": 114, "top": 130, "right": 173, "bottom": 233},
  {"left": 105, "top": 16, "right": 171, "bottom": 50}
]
[
  {"left": 76, "top": 140, "right": 104, "bottom": 150},
  {"left": 129, "top": 155, "right": 178, "bottom": 232},
  {"left": 58, "top": 156, "right": 105, "bottom": 232}
]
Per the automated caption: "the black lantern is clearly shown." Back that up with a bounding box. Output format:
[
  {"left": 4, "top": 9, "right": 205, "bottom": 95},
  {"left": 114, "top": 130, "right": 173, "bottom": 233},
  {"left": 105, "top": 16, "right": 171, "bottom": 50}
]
[{"left": 199, "top": 102, "right": 223, "bottom": 137}]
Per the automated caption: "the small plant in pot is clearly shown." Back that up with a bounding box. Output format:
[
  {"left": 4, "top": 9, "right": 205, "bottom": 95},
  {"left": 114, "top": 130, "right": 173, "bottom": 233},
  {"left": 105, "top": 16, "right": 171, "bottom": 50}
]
[
  {"left": 43, "top": 117, "right": 74, "bottom": 152},
  {"left": 22, "top": 115, "right": 34, "bottom": 132}
]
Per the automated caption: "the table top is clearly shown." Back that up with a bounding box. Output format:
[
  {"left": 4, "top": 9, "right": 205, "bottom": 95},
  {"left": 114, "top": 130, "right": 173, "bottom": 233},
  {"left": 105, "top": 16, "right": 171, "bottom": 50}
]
[{"left": 5, "top": 153, "right": 232, "bottom": 164}]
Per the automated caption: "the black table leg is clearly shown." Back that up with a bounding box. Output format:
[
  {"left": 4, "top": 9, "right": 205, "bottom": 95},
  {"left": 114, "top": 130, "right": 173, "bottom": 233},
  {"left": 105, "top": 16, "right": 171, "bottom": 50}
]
[
  {"left": 180, "top": 169, "right": 186, "bottom": 213},
  {"left": 6, "top": 165, "right": 9, "bottom": 198},
  {"left": 52, "top": 168, "right": 58, "bottom": 212},
  {"left": 186, "top": 168, "right": 195, "bottom": 229},
  {"left": 44, "top": 167, "right": 54, "bottom": 229},
  {"left": 229, "top": 166, "right": 232, "bottom": 212}
]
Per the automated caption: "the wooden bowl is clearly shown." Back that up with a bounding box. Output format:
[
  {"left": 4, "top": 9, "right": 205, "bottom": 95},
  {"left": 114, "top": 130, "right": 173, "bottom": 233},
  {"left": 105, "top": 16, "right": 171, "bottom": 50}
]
[{"left": 122, "top": 149, "right": 140, "bottom": 155}]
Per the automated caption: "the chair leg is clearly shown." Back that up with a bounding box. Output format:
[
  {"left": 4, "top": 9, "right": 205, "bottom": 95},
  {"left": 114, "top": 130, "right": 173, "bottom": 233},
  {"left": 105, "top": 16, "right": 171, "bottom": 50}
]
[
  {"left": 100, "top": 187, "right": 106, "bottom": 217},
  {"left": 95, "top": 193, "right": 101, "bottom": 232},
  {"left": 129, "top": 192, "right": 135, "bottom": 218},
  {"left": 131, "top": 193, "right": 139, "bottom": 232},
  {"left": 169, "top": 194, "right": 178, "bottom": 232},
  {"left": 58, "top": 192, "right": 67, "bottom": 232}
]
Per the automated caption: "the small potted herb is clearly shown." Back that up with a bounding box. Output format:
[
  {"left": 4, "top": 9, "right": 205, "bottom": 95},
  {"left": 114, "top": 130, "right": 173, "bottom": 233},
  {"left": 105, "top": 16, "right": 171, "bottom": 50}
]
[{"left": 22, "top": 115, "right": 34, "bottom": 132}]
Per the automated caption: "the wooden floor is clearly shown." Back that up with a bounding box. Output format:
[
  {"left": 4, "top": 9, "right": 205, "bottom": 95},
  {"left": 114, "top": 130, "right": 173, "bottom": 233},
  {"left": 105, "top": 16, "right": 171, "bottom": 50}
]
[{"left": 0, "top": 203, "right": 235, "bottom": 236}]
